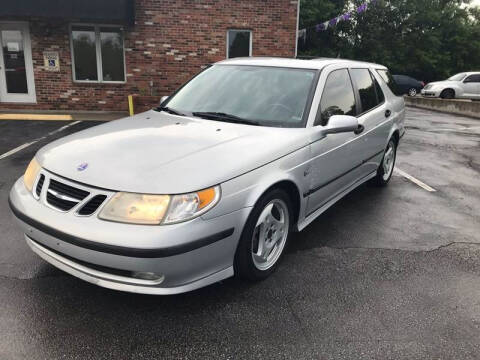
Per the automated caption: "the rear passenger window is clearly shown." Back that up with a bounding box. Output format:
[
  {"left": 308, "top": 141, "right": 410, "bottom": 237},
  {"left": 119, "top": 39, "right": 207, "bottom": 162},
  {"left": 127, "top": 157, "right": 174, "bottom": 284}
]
[
  {"left": 317, "top": 69, "right": 356, "bottom": 126},
  {"left": 377, "top": 69, "right": 401, "bottom": 96},
  {"left": 350, "top": 69, "right": 380, "bottom": 114}
]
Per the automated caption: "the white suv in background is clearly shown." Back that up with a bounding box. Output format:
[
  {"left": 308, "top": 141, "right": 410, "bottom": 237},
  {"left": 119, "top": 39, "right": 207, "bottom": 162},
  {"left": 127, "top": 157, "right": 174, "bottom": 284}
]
[{"left": 421, "top": 72, "right": 480, "bottom": 100}]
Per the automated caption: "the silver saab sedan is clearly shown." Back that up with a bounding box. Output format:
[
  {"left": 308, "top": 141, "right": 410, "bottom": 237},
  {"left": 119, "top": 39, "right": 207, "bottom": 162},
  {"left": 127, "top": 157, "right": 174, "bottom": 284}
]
[{"left": 9, "top": 57, "right": 405, "bottom": 295}]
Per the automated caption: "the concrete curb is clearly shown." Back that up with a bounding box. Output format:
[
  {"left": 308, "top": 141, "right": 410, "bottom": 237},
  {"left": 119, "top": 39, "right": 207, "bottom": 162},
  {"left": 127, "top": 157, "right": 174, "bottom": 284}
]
[
  {"left": 0, "top": 110, "right": 128, "bottom": 121},
  {"left": 405, "top": 97, "right": 480, "bottom": 119}
]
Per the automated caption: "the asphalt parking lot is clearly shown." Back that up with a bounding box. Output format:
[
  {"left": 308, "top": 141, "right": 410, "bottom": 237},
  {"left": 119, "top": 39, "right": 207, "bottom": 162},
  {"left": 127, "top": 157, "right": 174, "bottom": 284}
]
[{"left": 1, "top": 107, "right": 479, "bottom": 359}]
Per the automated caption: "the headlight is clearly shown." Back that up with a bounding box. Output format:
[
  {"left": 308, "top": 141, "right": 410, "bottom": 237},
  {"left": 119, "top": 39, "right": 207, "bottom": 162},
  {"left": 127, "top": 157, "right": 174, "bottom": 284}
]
[
  {"left": 24, "top": 158, "right": 41, "bottom": 192},
  {"left": 99, "top": 193, "right": 170, "bottom": 225},
  {"left": 164, "top": 186, "right": 220, "bottom": 224},
  {"left": 98, "top": 186, "right": 220, "bottom": 225}
]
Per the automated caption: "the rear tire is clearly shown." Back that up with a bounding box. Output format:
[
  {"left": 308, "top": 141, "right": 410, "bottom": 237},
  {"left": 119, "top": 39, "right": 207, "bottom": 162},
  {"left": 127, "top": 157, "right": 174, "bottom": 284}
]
[
  {"left": 372, "top": 138, "right": 397, "bottom": 187},
  {"left": 234, "top": 188, "right": 293, "bottom": 281},
  {"left": 408, "top": 88, "right": 417, "bottom": 97},
  {"left": 440, "top": 89, "right": 455, "bottom": 99}
]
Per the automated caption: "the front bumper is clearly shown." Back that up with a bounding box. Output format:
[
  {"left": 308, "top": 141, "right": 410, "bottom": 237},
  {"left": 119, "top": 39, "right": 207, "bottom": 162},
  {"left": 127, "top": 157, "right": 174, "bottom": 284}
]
[
  {"left": 421, "top": 89, "right": 441, "bottom": 97},
  {"left": 9, "top": 176, "right": 250, "bottom": 294}
]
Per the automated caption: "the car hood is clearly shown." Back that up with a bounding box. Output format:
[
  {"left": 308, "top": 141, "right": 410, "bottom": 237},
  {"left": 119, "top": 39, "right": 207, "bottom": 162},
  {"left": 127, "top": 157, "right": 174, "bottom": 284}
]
[
  {"left": 427, "top": 80, "right": 457, "bottom": 87},
  {"left": 37, "top": 111, "right": 309, "bottom": 194}
]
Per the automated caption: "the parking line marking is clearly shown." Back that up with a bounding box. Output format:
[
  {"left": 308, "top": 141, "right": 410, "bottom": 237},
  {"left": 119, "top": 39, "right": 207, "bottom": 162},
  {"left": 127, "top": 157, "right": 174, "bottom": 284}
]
[
  {"left": 0, "top": 121, "right": 82, "bottom": 160},
  {"left": 46, "top": 121, "right": 82, "bottom": 136},
  {"left": 0, "top": 142, "right": 37, "bottom": 160},
  {"left": 394, "top": 168, "right": 437, "bottom": 192}
]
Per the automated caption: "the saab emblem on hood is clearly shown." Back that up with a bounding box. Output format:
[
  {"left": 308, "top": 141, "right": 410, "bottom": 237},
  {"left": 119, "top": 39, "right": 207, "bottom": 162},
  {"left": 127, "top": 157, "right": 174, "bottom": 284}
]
[{"left": 77, "top": 162, "right": 88, "bottom": 171}]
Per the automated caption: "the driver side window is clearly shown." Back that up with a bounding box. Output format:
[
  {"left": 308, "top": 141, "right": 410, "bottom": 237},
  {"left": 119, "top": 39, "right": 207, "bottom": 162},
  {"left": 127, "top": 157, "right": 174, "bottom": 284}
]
[{"left": 316, "top": 69, "right": 356, "bottom": 126}]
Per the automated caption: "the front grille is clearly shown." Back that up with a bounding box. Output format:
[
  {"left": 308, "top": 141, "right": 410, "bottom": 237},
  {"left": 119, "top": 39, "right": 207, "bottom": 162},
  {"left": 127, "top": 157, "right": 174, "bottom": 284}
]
[
  {"left": 35, "top": 174, "right": 45, "bottom": 197},
  {"left": 49, "top": 179, "right": 90, "bottom": 200},
  {"left": 46, "top": 192, "right": 78, "bottom": 211},
  {"left": 78, "top": 195, "right": 107, "bottom": 216},
  {"left": 46, "top": 179, "right": 90, "bottom": 211}
]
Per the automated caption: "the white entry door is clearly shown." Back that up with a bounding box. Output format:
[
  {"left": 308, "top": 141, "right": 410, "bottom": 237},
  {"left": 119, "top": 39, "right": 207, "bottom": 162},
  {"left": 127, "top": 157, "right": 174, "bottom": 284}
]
[{"left": 0, "top": 22, "right": 36, "bottom": 103}]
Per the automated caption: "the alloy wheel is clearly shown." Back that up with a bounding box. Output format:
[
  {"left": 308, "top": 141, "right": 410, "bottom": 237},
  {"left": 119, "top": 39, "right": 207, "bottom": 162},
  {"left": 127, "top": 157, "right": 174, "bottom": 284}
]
[
  {"left": 383, "top": 140, "right": 396, "bottom": 181},
  {"left": 251, "top": 199, "right": 290, "bottom": 271}
]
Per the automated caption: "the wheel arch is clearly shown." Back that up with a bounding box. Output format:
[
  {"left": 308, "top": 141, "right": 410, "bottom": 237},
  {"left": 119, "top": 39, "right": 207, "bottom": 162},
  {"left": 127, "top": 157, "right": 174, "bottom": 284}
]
[
  {"left": 440, "top": 88, "right": 456, "bottom": 98},
  {"left": 390, "top": 129, "right": 400, "bottom": 146},
  {"left": 387, "top": 124, "right": 401, "bottom": 149},
  {"left": 255, "top": 180, "right": 302, "bottom": 227}
]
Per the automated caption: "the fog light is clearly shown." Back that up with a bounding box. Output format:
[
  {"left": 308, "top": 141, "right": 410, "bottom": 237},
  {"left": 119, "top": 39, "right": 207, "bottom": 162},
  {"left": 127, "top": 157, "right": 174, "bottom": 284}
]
[{"left": 131, "top": 271, "right": 163, "bottom": 281}]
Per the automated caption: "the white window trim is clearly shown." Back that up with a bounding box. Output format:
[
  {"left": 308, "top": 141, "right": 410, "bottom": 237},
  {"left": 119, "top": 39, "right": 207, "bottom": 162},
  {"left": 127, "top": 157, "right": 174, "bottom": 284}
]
[
  {"left": 69, "top": 23, "right": 126, "bottom": 84},
  {"left": 226, "top": 29, "right": 252, "bottom": 59},
  {"left": 0, "top": 21, "right": 37, "bottom": 103}
]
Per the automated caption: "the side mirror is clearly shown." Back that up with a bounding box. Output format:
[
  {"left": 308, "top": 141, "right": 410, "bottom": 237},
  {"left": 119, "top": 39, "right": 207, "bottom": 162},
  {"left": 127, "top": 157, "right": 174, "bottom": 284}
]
[
  {"left": 323, "top": 115, "right": 360, "bottom": 135},
  {"left": 160, "top": 95, "right": 169, "bottom": 105}
]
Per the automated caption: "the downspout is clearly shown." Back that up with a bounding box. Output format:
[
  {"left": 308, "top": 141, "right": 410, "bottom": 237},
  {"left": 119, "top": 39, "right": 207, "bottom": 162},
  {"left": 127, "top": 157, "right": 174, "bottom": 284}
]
[{"left": 295, "top": 0, "right": 300, "bottom": 57}]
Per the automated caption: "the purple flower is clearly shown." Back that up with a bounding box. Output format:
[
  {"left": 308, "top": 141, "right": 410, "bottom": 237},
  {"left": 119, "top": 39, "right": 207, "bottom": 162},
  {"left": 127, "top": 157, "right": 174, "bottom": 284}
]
[{"left": 357, "top": 3, "right": 367, "bottom": 13}]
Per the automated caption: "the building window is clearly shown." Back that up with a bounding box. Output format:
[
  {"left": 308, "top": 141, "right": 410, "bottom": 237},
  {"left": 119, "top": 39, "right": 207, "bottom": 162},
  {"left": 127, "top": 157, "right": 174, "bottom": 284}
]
[
  {"left": 71, "top": 25, "right": 125, "bottom": 82},
  {"left": 227, "top": 30, "right": 252, "bottom": 59}
]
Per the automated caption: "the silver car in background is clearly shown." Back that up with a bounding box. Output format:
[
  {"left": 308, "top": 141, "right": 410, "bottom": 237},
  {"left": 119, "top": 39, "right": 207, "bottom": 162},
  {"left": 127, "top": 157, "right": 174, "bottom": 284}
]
[
  {"left": 9, "top": 58, "right": 405, "bottom": 294},
  {"left": 421, "top": 72, "right": 480, "bottom": 99}
]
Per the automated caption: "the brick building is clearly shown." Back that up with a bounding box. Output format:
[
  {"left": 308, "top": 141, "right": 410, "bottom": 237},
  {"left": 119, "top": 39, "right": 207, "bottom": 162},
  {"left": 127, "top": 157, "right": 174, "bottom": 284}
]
[{"left": 0, "top": 0, "right": 299, "bottom": 112}]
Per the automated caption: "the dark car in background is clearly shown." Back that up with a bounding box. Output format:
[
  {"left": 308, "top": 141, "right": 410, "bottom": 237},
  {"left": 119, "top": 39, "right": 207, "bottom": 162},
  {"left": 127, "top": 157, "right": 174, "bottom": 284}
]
[{"left": 393, "top": 75, "right": 425, "bottom": 97}]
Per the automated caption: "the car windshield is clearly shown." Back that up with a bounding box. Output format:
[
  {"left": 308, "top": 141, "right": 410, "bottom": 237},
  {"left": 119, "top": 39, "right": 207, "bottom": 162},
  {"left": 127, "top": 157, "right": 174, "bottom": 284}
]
[
  {"left": 160, "top": 65, "right": 318, "bottom": 127},
  {"left": 448, "top": 73, "right": 467, "bottom": 81}
]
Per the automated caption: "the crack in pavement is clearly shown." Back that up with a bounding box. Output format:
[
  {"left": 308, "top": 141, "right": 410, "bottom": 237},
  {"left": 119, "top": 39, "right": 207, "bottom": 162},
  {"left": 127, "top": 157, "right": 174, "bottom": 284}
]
[
  {"left": 317, "top": 241, "right": 480, "bottom": 253},
  {"left": 285, "top": 295, "right": 314, "bottom": 347},
  {"left": 0, "top": 272, "right": 67, "bottom": 281}
]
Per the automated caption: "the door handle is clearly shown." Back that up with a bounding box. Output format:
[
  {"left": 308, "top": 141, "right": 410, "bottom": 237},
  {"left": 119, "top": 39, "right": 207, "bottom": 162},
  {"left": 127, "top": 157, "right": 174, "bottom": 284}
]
[{"left": 385, "top": 110, "right": 392, "bottom": 118}]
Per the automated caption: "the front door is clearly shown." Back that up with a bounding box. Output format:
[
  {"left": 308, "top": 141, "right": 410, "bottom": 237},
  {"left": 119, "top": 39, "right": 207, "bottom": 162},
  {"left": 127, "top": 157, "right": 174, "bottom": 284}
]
[
  {"left": 0, "top": 22, "right": 36, "bottom": 103},
  {"left": 305, "top": 67, "right": 360, "bottom": 216},
  {"left": 462, "top": 74, "right": 480, "bottom": 99}
]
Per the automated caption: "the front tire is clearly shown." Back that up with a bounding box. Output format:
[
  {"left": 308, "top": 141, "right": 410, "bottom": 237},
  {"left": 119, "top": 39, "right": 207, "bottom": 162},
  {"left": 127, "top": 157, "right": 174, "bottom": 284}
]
[
  {"left": 372, "top": 138, "right": 397, "bottom": 186},
  {"left": 234, "top": 188, "right": 292, "bottom": 281},
  {"left": 440, "top": 89, "right": 455, "bottom": 99}
]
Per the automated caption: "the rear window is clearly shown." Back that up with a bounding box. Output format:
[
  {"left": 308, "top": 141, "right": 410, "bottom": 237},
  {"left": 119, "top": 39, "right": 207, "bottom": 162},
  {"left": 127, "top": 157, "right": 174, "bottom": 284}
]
[{"left": 377, "top": 69, "right": 401, "bottom": 96}]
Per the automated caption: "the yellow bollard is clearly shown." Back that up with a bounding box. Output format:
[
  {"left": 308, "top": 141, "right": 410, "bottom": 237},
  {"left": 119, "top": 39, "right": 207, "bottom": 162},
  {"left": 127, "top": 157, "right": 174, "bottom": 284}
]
[{"left": 128, "top": 95, "right": 134, "bottom": 116}]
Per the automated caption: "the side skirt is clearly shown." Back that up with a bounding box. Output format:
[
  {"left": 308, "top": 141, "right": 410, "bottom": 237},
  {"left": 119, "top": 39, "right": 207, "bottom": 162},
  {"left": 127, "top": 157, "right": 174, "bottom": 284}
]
[{"left": 296, "top": 171, "right": 377, "bottom": 232}]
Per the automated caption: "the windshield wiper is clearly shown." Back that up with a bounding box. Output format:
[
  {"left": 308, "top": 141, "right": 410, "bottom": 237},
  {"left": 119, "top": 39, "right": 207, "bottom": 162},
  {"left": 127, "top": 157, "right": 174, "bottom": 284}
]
[
  {"left": 192, "top": 112, "right": 259, "bottom": 126},
  {"left": 157, "top": 106, "right": 187, "bottom": 116}
]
